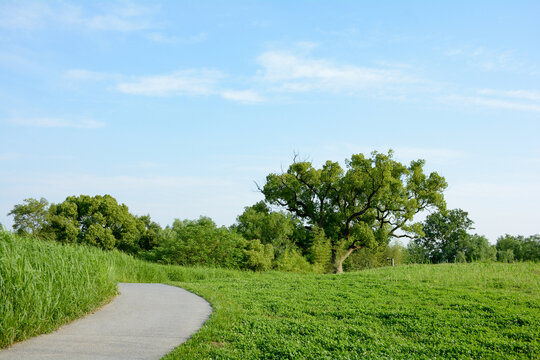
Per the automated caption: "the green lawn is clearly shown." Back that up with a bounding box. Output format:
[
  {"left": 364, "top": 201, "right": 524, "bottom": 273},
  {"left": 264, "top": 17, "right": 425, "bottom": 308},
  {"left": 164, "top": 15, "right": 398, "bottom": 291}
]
[{"left": 1, "top": 231, "right": 538, "bottom": 359}]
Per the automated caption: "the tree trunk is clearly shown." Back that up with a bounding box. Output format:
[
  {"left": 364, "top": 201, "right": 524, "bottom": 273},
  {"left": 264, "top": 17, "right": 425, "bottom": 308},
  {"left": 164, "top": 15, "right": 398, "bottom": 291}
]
[{"left": 334, "top": 247, "right": 356, "bottom": 273}]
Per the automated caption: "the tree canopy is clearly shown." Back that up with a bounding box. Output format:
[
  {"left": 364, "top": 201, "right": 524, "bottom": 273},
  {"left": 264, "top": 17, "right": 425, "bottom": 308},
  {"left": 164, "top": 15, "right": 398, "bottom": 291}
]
[
  {"left": 261, "top": 151, "right": 447, "bottom": 272},
  {"left": 8, "top": 195, "right": 161, "bottom": 254},
  {"left": 409, "top": 209, "right": 496, "bottom": 263},
  {"left": 8, "top": 197, "right": 50, "bottom": 237}
]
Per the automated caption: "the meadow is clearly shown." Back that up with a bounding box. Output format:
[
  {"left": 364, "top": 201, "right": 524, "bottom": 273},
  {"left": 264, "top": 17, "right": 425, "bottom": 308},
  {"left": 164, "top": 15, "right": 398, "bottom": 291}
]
[{"left": 1, "top": 231, "right": 538, "bottom": 359}]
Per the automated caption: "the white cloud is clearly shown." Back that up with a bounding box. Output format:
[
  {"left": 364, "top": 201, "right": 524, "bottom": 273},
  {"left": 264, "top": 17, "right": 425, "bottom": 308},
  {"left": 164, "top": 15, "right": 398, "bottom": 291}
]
[
  {"left": 0, "top": 1, "right": 156, "bottom": 32},
  {"left": 221, "top": 90, "right": 263, "bottom": 103},
  {"left": 442, "top": 94, "right": 540, "bottom": 113},
  {"left": 10, "top": 117, "right": 105, "bottom": 129},
  {"left": 146, "top": 32, "right": 207, "bottom": 44},
  {"left": 256, "top": 51, "right": 420, "bottom": 94},
  {"left": 116, "top": 70, "right": 224, "bottom": 96}
]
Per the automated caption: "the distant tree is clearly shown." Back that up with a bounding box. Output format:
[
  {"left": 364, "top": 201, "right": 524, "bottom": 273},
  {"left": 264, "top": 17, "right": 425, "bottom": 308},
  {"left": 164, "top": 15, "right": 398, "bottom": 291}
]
[
  {"left": 466, "top": 234, "right": 496, "bottom": 262},
  {"left": 147, "top": 217, "right": 247, "bottom": 268},
  {"left": 521, "top": 235, "right": 540, "bottom": 261},
  {"left": 496, "top": 234, "right": 540, "bottom": 262},
  {"left": 136, "top": 215, "right": 162, "bottom": 251},
  {"left": 261, "top": 151, "right": 447, "bottom": 272},
  {"left": 406, "top": 241, "right": 430, "bottom": 263},
  {"left": 412, "top": 209, "right": 473, "bottom": 263},
  {"left": 47, "top": 194, "right": 150, "bottom": 253},
  {"left": 411, "top": 209, "right": 496, "bottom": 263},
  {"left": 232, "top": 201, "right": 298, "bottom": 256},
  {"left": 8, "top": 198, "right": 50, "bottom": 237}
]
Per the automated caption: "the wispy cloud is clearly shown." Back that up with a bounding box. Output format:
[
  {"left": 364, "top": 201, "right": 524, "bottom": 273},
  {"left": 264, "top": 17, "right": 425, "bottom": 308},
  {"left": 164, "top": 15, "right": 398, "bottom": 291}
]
[
  {"left": 443, "top": 46, "right": 535, "bottom": 74},
  {"left": 116, "top": 69, "right": 224, "bottom": 96},
  {"left": 477, "top": 89, "right": 540, "bottom": 102},
  {"left": 0, "top": 1, "right": 50, "bottom": 29},
  {"left": 221, "top": 90, "right": 263, "bottom": 103},
  {"left": 10, "top": 117, "right": 105, "bottom": 129},
  {"left": 63, "top": 69, "right": 120, "bottom": 81},
  {"left": 441, "top": 89, "right": 540, "bottom": 113},
  {"left": 257, "top": 50, "right": 420, "bottom": 94},
  {"left": 0, "top": 1, "right": 157, "bottom": 32},
  {"left": 146, "top": 32, "right": 207, "bottom": 44}
]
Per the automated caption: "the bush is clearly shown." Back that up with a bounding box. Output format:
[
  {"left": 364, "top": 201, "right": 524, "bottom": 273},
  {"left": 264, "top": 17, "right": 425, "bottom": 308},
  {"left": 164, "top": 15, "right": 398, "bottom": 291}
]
[
  {"left": 145, "top": 217, "right": 246, "bottom": 269},
  {"left": 243, "top": 239, "right": 274, "bottom": 271},
  {"left": 308, "top": 227, "right": 333, "bottom": 273},
  {"left": 274, "top": 247, "right": 312, "bottom": 273}
]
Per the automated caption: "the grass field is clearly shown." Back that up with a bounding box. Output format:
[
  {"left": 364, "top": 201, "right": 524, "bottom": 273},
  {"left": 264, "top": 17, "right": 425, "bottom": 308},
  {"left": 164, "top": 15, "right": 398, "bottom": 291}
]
[{"left": 1, "top": 231, "right": 539, "bottom": 359}]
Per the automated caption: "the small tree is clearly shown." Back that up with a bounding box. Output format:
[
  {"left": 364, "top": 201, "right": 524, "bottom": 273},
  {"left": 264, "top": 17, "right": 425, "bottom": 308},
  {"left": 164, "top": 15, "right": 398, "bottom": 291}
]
[
  {"left": 243, "top": 239, "right": 275, "bottom": 271},
  {"left": 8, "top": 198, "right": 50, "bottom": 237},
  {"left": 412, "top": 209, "right": 473, "bottom": 263},
  {"left": 308, "top": 227, "right": 333, "bottom": 273},
  {"left": 232, "top": 201, "right": 297, "bottom": 256}
]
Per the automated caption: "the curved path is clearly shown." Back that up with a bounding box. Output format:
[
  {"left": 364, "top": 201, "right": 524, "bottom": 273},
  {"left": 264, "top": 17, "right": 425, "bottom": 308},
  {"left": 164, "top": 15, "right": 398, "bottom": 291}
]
[{"left": 0, "top": 283, "right": 212, "bottom": 360}]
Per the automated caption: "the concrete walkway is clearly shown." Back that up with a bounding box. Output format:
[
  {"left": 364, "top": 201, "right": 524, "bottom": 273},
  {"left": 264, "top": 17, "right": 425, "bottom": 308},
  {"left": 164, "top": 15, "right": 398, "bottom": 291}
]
[{"left": 0, "top": 283, "right": 212, "bottom": 360}]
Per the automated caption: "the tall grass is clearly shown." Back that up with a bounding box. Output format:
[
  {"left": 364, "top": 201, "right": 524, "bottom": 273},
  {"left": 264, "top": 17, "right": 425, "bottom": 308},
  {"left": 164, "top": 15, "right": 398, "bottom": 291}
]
[
  {"left": 0, "top": 231, "right": 117, "bottom": 347},
  {"left": 0, "top": 230, "right": 241, "bottom": 349}
]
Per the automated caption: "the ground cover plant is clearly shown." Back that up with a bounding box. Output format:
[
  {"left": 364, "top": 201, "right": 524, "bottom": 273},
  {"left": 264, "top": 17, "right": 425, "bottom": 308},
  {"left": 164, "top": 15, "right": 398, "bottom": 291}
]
[
  {"left": 168, "top": 263, "right": 540, "bottom": 359},
  {"left": 1, "top": 231, "right": 538, "bottom": 358}
]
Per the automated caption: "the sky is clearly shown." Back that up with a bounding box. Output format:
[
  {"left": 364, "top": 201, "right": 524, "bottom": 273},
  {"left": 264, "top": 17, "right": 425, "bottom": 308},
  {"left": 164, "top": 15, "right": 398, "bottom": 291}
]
[{"left": 1, "top": 1, "right": 539, "bottom": 242}]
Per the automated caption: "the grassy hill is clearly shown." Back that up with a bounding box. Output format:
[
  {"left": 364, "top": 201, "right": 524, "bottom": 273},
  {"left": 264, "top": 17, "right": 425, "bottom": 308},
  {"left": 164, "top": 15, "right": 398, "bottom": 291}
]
[{"left": 1, "top": 231, "right": 538, "bottom": 359}]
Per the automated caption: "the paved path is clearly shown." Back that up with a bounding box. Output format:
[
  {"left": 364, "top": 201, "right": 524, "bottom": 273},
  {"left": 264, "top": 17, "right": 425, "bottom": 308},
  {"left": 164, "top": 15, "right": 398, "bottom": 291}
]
[{"left": 0, "top": 283, "right": 212, "bottom": 360}]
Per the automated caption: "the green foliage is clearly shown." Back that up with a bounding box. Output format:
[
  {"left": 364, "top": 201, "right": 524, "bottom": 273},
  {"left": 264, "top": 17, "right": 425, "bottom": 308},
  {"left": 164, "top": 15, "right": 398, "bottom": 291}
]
[
  {"left": 8, "top": 195, "right": 161, "bottom": 254},
  {"left": 496, "top": 234, "right": 540, "bottom": 262},
  {"left": 411, "top": 209, "right": 497, "bottom": 264},
  {"left": 308, "top": 227, "right": 333, "bottom": 273},
  {"left": 3, "top": 231, "right": 539, "bottom": 358},
  {"left": 146, "top": 217, "right": 247, "bottom": 268},
  {"left": 243, "top": 239, "right": 274, "bottom": 271},
  {"left": 233, "top": 201, "right": 297, "bottom": 256},
  {"left": 0, "top": 230, "right": 116, "bottom": 348},
  {"left": 261, "top": 151, "right": 447, "bottom": 272},
  {"left": 47, "top": 195, "right": 144, "bottom": 252},
  {"left": 467, "top": 234, "right": 497, "bottom": 261},
  {"left": 168, "top": 262, "right": 540, "bottom": 359},
  {"left": 413, "top": 208, "right": 473, "bottom": 263},
  {"left": 498, "top": 249, "right": 515, "bottom": 263},
  {"left": 274, "top": 247, "right": 313, "bottom": 273},
  {"left": 406, "top": 241, "right": 431, "bottom": 263},
  {"left": 7, "top": 197, "right": 50, "bottom": 237}
]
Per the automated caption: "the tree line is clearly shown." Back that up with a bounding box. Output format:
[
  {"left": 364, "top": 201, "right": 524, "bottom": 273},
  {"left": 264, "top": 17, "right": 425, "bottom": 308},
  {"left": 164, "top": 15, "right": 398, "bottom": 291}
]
[{"left": 5, "top": 151, "right": 539, "bottom": 272}]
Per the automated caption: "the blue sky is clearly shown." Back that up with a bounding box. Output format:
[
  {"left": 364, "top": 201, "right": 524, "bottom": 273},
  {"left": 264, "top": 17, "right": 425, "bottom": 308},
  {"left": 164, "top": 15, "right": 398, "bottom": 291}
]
[{"left": 1, "top": 1, "right": 539, "bottom": 242}]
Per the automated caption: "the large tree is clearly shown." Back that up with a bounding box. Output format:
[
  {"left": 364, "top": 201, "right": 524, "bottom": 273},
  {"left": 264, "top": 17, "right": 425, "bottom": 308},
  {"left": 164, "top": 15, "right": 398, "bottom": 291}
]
[{"left": 261, "top": 151, "right": 447, "bottom": 272}]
